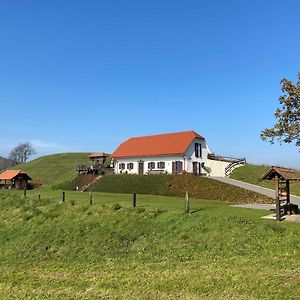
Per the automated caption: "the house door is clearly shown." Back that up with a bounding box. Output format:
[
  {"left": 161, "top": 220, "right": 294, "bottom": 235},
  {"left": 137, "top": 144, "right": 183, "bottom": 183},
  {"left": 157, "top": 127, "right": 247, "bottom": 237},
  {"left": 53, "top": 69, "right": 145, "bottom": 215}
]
[
  {"left": 172, "top": 161, "right": 183, "bottom": 174},
  {"left": 138, "top": 162, "right": 144, "bottom": 175},
  {"left": 193, "top": 162, "right": 198, "bottom": 175}
]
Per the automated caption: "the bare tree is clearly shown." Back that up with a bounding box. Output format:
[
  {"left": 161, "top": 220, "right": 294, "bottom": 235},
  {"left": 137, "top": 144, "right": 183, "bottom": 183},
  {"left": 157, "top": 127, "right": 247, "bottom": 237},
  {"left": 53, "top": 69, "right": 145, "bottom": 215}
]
[{"left": 9, "top": 143, "right": 36, "bottom": 163}]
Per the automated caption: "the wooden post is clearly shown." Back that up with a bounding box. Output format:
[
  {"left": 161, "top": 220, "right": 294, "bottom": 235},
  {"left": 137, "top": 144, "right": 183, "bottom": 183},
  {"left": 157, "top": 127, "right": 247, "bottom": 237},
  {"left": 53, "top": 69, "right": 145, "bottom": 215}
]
[
  {"left": 275, "top": 176, "right": 281, "bottom": 221},
  {"left": 132, "top": 192, "right": 136, "bottom": 208},
  {"left": 185, "top": 191, "right": 189, "bottom": 213},
  {"left": 38, "top": 192, "right": 41, "bottom": 201},
  {"left": 62, "top": 191, "right": 65, "bottom": 203},
  {"left": 286, "top": 179, "right": 291, "bottom": 215},
  {"left": 23, "top": 188, "right": 27, "bottom": 197},
  {"left": 89, "top": 191, "right": 93, "bottom": 205}
]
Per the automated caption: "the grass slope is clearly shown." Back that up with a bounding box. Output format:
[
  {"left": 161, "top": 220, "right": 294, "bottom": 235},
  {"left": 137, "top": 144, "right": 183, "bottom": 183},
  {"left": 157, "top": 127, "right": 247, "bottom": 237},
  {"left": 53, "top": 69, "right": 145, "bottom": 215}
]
[
  {"left": 230, "top": 164, "right": 300, "bottom": 196},
  {"left": 14, "top": 153, "right": 91, "bottom": 189},
  {"left": 0, "top": 190, "right": 299, "bottom": 299},
  {"left": 86, "top": 174, "right": 272, "bottom": 204}
]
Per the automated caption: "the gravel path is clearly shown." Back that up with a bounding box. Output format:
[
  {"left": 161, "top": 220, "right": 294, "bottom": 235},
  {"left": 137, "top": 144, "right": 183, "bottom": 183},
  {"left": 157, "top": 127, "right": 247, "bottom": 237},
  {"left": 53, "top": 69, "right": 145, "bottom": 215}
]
[{"left": 209, "top": 176, "right": 300, "bottom": 206}]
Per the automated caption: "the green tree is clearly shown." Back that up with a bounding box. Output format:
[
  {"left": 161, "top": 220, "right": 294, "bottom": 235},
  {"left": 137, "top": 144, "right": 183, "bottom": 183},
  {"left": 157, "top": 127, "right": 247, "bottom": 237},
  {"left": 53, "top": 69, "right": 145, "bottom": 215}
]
[{"left": 261, "top": 72, "right": 300, "bottom": 148}]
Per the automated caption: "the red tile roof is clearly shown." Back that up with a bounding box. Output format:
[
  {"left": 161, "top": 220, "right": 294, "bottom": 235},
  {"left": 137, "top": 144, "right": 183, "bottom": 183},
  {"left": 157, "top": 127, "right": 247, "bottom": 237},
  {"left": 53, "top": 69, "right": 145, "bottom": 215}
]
[
  {"left": 0, "top": 170, "right": 31, "bottom": 180},
  {"left": 0, "top": 170, "right": 22, "bottom": 180},
  {"left": 111, "top": 130, "right": 204, "bottom": 159}
]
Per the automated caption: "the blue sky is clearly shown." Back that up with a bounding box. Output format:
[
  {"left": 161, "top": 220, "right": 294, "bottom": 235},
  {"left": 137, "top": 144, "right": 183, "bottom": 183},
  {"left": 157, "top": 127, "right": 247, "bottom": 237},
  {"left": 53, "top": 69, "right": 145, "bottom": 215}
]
[{"left": 0, "top": 0, "right": 299, "bottom": 168}]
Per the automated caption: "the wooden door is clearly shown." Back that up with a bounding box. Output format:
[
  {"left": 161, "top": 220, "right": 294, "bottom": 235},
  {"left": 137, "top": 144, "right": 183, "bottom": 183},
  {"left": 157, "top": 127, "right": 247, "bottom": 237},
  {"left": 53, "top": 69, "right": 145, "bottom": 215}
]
[
  {"left": 193, "top": 162, "right": 198, "bottom": 175},
  {"left": 138, "top": 162, "right": 144, "bottom": 175},
  {"left": 172, "top": 161, "right": 183, "bottom": 174}
]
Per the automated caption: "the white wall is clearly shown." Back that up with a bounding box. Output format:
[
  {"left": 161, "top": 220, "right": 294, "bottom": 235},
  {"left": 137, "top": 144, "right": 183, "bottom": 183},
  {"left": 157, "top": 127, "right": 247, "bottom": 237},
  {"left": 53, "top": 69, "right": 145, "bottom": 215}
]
[
  {"left": 114, "top": 156, "right": 183, "bottom": 174},
  {"left": 205, "top": 159, "right": 231, "bottom": 177},
  {"left": 183, "top": 138, "right": 210, "bottom": 174}
]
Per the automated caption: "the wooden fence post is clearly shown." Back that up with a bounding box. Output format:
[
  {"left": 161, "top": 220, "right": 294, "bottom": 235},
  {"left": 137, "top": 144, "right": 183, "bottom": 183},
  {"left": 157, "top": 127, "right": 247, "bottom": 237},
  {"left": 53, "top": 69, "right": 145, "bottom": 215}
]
[
  {"left": 62, "top": 191, "right": 65, "bottom": 203},
  {"left": 185, "top": 191, "right": 189, "bottom": 213},
  {"left": 132, "top": 192, "right": 136, "bottom": 208},
  {"left": 23, "top": 188, "right": 27, "bottom": 197},
  {"left": 38, "top": 192, "right": 41, "bottom": 201},
  {"left": 89, "top": 191, "right": 93, "bottom": 205}
]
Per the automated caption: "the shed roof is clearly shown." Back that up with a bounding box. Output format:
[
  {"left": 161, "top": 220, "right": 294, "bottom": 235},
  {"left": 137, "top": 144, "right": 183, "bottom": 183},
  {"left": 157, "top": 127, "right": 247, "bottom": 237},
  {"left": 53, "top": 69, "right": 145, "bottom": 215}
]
[
  {"left": 111, "top": 130, "right": 205, "bottom": 159},
  {"left": 89, "top": 152, "right": 108, "bottom": 158},
  {"left": 0, "top": 170, "right": 32, "bottom": 180},
  {"left": 261, "top": 166, "right": 300, "bottom": 181}
]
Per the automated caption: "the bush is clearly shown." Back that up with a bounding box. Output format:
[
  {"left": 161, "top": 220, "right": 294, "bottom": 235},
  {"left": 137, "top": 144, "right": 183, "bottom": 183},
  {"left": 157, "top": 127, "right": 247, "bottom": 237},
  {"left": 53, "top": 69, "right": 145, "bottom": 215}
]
[{"left": 111, "top": 203, "right": 122, "bottom": 211}]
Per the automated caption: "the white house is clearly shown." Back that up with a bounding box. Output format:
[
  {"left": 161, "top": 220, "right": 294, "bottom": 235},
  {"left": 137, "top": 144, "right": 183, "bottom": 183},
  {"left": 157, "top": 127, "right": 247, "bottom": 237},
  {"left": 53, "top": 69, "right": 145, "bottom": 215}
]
[{"left": 111, "top": 130, "right": 245, "bottom": 177}]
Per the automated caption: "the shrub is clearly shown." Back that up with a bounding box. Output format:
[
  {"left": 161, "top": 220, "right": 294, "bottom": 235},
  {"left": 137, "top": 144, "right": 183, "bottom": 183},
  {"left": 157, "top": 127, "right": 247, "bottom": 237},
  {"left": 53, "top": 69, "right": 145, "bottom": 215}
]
[{"left": 111, "top": 203, "right": 122, "bottom": 211}]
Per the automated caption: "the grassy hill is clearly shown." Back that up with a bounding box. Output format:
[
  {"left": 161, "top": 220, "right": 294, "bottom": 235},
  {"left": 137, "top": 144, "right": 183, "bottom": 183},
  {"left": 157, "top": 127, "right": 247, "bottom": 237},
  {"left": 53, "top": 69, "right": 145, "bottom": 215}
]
[
  {"left": 230, "top": 164, "right": 300, "bottom": 196},
  {"left": 13, "top": 153, "right": 91, "bottom": 189},
  {"left": 0, "top": 190, "right": 299, "bottom": 299},
  {"left": 80, "top": 174, "right": 273, "bottom": 204}
]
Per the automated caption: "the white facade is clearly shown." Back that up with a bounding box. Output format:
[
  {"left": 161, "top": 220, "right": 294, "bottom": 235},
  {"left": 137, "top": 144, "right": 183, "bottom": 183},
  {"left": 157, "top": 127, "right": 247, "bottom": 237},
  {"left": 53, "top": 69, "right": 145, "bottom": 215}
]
[{"left": 113, "top": 138, "right": 211, "bottom": 175}]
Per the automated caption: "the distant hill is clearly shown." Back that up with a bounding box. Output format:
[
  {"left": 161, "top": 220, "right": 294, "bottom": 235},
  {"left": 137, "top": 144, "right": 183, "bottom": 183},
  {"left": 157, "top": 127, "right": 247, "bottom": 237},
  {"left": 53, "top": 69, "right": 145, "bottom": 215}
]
[
  {"left": 13, "top": 153, "right": 91, "bottom": 189},
  {"left": 230, "top": 163, "right": 300, "bottom": 196},
  {"left": 0, "top": 156, "right": 17, "bottom": 171}
]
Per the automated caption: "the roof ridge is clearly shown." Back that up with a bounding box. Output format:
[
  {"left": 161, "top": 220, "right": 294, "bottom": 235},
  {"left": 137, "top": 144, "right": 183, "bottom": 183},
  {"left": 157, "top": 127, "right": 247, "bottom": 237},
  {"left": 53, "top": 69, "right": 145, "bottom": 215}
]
[{"left": 128, "top": 130, "right": 202, "bottom": 140}]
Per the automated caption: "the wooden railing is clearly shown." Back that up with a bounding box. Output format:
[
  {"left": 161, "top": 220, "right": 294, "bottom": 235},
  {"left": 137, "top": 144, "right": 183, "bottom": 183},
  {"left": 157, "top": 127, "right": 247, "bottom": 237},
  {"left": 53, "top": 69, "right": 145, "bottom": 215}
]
[{"left": 225, "top": 158, "right": 246, "bottom": 177}]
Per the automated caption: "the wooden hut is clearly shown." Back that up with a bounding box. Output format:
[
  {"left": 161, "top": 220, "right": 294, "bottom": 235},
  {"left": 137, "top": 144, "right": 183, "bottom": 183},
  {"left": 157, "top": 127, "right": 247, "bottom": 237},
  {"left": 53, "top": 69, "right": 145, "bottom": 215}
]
[
  {"left": 261, "top": 166, "right": 300, "bottom": 221},
  {"left": 76, "top": 153, "right": 110, "bottom": 175},
  {"left": 0, "top": 170, "right": 32, "bottom": 190},
  {"left": 89, "top": 152, "right": 109, "bottom": 166}
]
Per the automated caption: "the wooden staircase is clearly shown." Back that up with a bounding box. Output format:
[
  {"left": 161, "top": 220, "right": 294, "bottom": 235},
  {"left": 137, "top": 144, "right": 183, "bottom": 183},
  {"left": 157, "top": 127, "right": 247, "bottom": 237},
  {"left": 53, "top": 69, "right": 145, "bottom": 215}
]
[{"left": 78, "top": 175, "right": 102, "bottom": 192}]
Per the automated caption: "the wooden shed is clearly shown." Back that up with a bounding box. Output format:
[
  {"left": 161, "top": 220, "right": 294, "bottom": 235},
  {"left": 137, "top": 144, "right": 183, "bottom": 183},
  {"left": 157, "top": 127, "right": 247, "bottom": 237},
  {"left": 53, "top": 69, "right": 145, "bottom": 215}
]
[
  {"left": 88, "top": 152, "right": 109, "bottom": 166},
  {"left": 0, "top": 170, "right": 32, "bottom": 190},
  {"left": 261, "top": 166, "right": 300, "bottom": 220}
]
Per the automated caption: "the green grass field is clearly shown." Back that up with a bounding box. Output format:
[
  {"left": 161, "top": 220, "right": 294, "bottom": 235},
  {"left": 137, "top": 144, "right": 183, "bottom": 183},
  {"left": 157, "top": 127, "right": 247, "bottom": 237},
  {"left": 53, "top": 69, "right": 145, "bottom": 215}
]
[
  {"left": 230, "top": 164, "right": 300, "bottom": 196},
  {"left": 0, "top": 189, "right": 300, "bottom": 299}
]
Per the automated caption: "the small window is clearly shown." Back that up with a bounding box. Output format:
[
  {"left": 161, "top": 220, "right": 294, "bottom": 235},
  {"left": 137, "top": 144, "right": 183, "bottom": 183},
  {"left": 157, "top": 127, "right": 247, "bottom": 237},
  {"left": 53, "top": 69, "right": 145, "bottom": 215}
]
[
  {"left": 119, "top": 163, "right": 125, "bottom": 170},
  {"left": 148, "top": 162, "right": 155, "bottom": 169},
  {"left": 157, "top": 161, "right": 165, "bottom": 169},
  {"left": 127, "top": 163, "right": 134, "bottom": 170}
]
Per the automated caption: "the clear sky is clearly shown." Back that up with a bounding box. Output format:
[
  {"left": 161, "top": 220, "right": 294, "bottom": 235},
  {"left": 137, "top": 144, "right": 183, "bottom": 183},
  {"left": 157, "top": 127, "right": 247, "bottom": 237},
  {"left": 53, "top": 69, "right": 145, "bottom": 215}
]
[{"left": 0, "top": 0, "right": 299, "bottom": 168}]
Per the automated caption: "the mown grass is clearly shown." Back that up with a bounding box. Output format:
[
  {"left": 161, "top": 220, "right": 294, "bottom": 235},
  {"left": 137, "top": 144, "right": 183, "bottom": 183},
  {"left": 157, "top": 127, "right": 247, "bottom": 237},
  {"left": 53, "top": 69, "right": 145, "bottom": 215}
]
[
  {"left": 0, "top": 190, "right": 300, "bottom": 299},
  {"left": 82, "top": 174, "right": 272, "bottom": 204},
  {"left": 230, "top": 164, "right": 300, "bottom": 196},
  {"left": 13, "top": 153, "right": 91, "bottom": 189}
]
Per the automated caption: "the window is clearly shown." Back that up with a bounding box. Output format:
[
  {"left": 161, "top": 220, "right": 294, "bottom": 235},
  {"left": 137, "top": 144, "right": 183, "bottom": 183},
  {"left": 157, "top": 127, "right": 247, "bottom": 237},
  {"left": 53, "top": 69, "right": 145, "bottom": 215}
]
[
  {"left": 195, "top": 143, "right": 202, "bottom": 158},
  {"left": 157, "top": 161, "right": 165, "bottom": 169},
  {"left": 127, "top": 163, "right": 134, "bottom": 170},
  {"left": 148, "top": 162, "right": 155, "bottom": 169},
  {"left": 119, "top": 163, "right": 125, "bottom": 170}
]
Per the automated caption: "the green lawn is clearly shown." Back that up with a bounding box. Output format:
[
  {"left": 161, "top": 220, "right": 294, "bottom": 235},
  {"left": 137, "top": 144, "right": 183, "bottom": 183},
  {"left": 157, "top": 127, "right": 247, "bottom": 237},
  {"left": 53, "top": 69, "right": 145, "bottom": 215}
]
[
  {"left": 230, "top": 164, "right": 300, "bottom": 196},
  {"left": 0, "top": 190, "right": 300, "bottom": 299}
]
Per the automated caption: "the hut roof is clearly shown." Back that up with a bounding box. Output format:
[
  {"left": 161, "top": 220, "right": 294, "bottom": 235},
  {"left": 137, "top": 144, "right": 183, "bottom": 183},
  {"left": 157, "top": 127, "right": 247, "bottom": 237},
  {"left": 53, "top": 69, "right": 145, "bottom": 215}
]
[
  {"left": 0, "top": 170, "right": 32, "bottom": 181},
  {"left": 261, "top": 166, "right": 300, "bottom": 181},
  {"left": 89, "top": 152, "right": 108, "bottom": 158}
]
